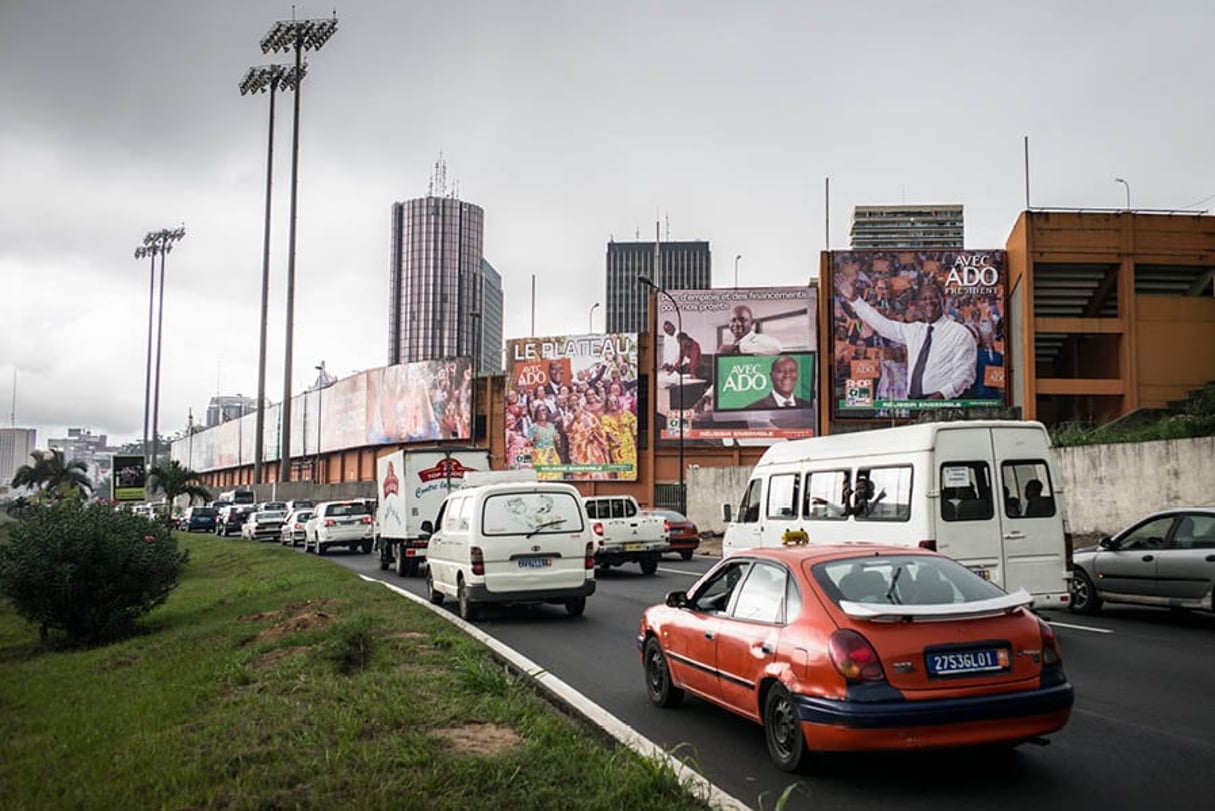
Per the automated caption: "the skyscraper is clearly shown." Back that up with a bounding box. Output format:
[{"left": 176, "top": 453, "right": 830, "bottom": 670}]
[
  {"left": 479, "top": 259, "right": 504, "bottom": 374},
  {"left": 850, "top": 205, "right": 964, "bottom": 249},
  {"left": 605, "top": 239, "right": 712, "bottom": 333},
  {"left": 388, "top": 192, "right": 485, "bottom": 367},
  {"left": 0, "top": 427, "right": 36, "bottom": 492}
]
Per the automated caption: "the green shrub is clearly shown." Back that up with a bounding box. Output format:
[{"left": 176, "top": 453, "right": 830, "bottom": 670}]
[{"left": 0, "top": 502, "right": 189, "bottom": 645}]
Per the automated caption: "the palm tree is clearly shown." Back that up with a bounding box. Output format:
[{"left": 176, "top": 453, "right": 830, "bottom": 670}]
[
  {"left": 10, "top": 449, "right": 93, "bottom": 502},
  {"left": 147, "top": 460, "right": 211, "bottom": 507}
]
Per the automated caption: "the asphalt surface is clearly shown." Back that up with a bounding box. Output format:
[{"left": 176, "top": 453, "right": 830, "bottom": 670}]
[{"left": 309, "top": 544, "right": 1215, "bottom": 811}]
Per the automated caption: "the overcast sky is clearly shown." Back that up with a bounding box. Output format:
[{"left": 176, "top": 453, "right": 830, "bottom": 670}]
[{"left": 3, "top": 0, "right": 1212, "bottom": 451}]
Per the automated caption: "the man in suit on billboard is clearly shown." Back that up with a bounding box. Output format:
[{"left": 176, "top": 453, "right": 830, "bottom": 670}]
[{"left": 747, "top": 355, "right": 812, "bottom": 409}]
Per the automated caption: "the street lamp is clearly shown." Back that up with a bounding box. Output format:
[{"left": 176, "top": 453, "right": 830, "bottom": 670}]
[
  {"left": 588, "top": 302, "right": 600, "bottom": 333},
  {"left": 314, "top": 362, "right": 327, "bottom": 483},
  {"left": 260, "top": 14, "right": 338, "bottom": 482},
  {"left": 638, "top": 275, "right": 685, "bottom": 515},
  {"left": 734, "top": 254, "right": 742, "bottom": 288},
  {"left": 139, "top": 226, "right": 185, "bottom": 469},
  {"left": 1115, "top": 177, "right": 1131, "bottom": 210},
  {"left": 240, "top": 62, "right": 303, "bottom": 484}
]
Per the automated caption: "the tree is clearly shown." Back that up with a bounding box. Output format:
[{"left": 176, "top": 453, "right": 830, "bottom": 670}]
[
  {"left": 10, "top": 449, "right": 93, "bottom": 502},
  {"left": 147, "top": 460, "right": 211, "bottom": 506}
]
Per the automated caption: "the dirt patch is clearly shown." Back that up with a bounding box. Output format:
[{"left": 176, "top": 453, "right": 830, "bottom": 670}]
[
  {"left": 249, "top": 609, "right": 336, "bottom": 644},
  {"left": 251, "top": 645, "right": 310, "bottom": 670},
  {"left": 391, "top": 631, "right": 430, "bottom": 641},
  {"left": 433, "top": 723, "right": 523, "bottom": 756},
  {"left": 236, "top": 609, "right": 287, "bottom": 624}
]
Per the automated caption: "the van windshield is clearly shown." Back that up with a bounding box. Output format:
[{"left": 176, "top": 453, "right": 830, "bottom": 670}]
[{"left": 482, "top": 492, "right": 585, "bottom": 536}]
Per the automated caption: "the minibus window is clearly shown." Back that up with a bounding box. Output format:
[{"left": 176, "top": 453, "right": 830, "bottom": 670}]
[
  {"left": 939, "top": 462, "right": 994, "bottom": 521},
  {"left": 852, "top": 465, "right": 912, "bottom": 522},
  {"left": 766, "top": 474, "right": 800, "bottom": 519},
  {"left": 738, "top": 479, "right": 763, "bottom": 524},
  {"left": 1001, "top": 461, "right": 1056, "bottom": 518},
  {"left": 804, "top": 470, "right": 850, "bottom": 520}
]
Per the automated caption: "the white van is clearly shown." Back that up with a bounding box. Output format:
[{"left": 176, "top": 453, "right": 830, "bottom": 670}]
[
  {"left": 721, "top": 420, "right": 1072, "bottom": 608},
  {"left": 424, "top": 481, "right": 596, "bottom": 621}
]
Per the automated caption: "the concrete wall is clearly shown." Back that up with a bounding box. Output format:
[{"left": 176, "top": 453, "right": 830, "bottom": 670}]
[
  {"left": 685, "top": 436, "right": 1215, "bottom": 539},
  {"left": 1055, "top": 436, "right": 1215, "bottom": 536}
]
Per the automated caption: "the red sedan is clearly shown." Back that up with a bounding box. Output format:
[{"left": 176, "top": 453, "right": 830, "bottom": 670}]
[
  {"left": 637, "top": 543, "right": 1073, "bottom": 772},
  {"left": 643, "top": 508, "right": 700, "bottom": 560}
]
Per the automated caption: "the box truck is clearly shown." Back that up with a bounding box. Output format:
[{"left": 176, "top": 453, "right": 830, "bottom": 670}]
[{"left": 375, "top": 448, "right": 490, "bottom": 576}]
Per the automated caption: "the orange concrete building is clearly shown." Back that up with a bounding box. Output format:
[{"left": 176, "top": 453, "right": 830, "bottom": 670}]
[{"left": 1004, "top": 211, "right": 1215, "bottom": 425}]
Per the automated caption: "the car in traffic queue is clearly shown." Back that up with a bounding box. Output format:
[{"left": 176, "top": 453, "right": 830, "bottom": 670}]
[
  {"left": 178, "top": 505, "right": 218, "bottom": 533},
  {"left": 643, "top": 508, "right": 701, "bottom": 560},
  {"left": 216, "top": 505, "right": 255, "bottom": 537},
  {"left": 280, "top": 509, "right": 315, "bottom": 547},
  {"left": 304, "top": 500, "right": 374, "bottom": 555},
  {"left": 1071, "top": 506, "right": 1215, "bottom": 614},
  {"left": 241, "top": 509, "right": 288, "bottom": 542},
  {"left": 638, "top": 543, "right": 1074, "bottom": 772}
]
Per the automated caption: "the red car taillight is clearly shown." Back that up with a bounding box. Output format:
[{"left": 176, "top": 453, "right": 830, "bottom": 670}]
[
  {"left": 360, "top": 516, "right": 372, "bottom": 524},
  {"left": 585, "top": 542, "right": 594, "bottom": 569},
  {"left": 827, "top": 629, "right": 887, "bottom": 683},
  {"left": 918, "top": 539, "right": 937, "bottom": 551},
  {"left": 470, "top": 546, "right": 485, "bottom": 576},
  {"left": 324, "top": 518, "right": 336, "bottom": 527},
  {"left": 663, "top": 519, "right": 672, "bottom": 533},
  {"left": 592, "top": 522, "right": 604, "bottom": 537},
  {"left": 1038, "top": 617, "right": 1062, "bottom": 667}
]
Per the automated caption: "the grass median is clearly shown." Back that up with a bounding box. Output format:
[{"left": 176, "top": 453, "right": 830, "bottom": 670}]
[{"left": 0, "top": 529, "right": 714, "bottom": 810}]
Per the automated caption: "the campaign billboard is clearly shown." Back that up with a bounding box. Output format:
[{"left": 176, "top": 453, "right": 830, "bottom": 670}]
[
  {"left": 653, "top": 287, "right": 818, "bottom": 445},
  {"left": 112, "top": 454, "right": 146, "bottom": 502},
  {"left": 505, "top": 333, "right": 639, "bottom": 481},
  {"left": 367, "top": 358, "right": 473, "bottom": 444},
  {"left": 828, "top": 250, "right": 1006, "bottom": 419}
]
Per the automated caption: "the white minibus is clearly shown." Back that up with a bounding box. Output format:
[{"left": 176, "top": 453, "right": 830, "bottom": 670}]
[{"left": 721, "top": 420, "right": 1072, "bottom": 608}]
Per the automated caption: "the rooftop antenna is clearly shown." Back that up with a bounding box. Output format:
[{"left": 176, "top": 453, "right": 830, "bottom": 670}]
[
  {"left": 664, "top": 212, "right": 670, "bottom": 241},
  {"left": 429, "top": 152, "right": 448, "bottom": 198},
  {"left": 10, "top": 368, "right": 15, "bottom": 426}
]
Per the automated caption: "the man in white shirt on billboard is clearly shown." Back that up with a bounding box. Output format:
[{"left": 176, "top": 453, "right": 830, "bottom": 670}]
[
  {"left": 717, "top": 305, "right": 781, "bottom": 355},
  {"left": 836, "top": 277, "right": 975, "bottom": 401}
]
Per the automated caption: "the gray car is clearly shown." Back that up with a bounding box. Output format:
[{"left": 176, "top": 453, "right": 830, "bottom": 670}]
[{"left": 1071, "top": 507, "right": 1215, "bottom": 614}]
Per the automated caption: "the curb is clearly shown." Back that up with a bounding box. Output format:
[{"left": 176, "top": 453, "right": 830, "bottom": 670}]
[{"left": 362, "top": 574, "right": 753, "bottom": 811}]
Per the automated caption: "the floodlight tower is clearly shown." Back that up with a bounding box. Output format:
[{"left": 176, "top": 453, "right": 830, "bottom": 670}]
[
  {"left": 240, "top": 62, "right": 304, "bottom": 484},
  {"left": 142, "top": 226, "right": 186, "bottom": 468},
  {"left": 260, "top": 14, "right": 338, "bottom": 482}
]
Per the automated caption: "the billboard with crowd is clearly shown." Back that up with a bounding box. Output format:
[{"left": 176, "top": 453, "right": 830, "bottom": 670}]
[
  {"left": 828, "top": 250, "right": 1006, "bottom": 420},
  {"left": 652, "top": 286, "right": 818, "bottom": 446},
  {"left": 367, "top": 357, "right": 473, "bottom": 444},
  {"left": 504, "top": 333, "right": 639, "bottom": 480}
]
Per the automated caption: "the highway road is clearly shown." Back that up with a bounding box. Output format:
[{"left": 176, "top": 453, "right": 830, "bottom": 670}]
[{"left": 317, "top": 546, "right": 1215, "bottom": 811}]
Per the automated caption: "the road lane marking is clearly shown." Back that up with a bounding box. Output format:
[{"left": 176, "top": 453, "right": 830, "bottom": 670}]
[
  {"left": 658, "top": 566, "right": 704, "bottom": 577},
  {"left": 1046, "top": 619, "right": 1114, "bottom": 633}
]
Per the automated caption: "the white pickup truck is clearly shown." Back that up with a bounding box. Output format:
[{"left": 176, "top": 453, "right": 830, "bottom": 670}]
[{"left": 583, "top": 495, "right": 669, "bottom": 575}]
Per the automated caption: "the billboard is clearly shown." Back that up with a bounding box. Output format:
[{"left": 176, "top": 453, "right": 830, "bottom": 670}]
[
  {"left": 653, "top": 287, "right": 818, "bottom": 445},
  {"left": 828, "top": 250, "right": 1006, "bottom": 419},
  {"left": 505, "top": 333, "right": 639, "bottom": 480},
  {"left": 112, "top": 454, "right": 146, "bottom": 502},
  {"left": 367, "top": 358, "right": 473, "bottom": 444}
]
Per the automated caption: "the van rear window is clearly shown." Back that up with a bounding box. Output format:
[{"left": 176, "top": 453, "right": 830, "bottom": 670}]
[{"left": 483, "top": 492, "right": 585, "bottom": 536}]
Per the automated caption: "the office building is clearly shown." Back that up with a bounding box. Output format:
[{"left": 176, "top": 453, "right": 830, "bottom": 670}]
[
  {"left": 605, "top": 240, "right": 712, "bottom": 333},
  {"left": 479, "top": 259, "right": 504, "bottom": 373},
  {"left": 206, "top": 395, "right": 256, "bottom": 428},
  {"left": 388, "top": 176, "right": 490, "bottom": 367},
  {"left": 850, "top": 205, "right": 964, "bottom": 249},
  {"left": 0, "top": 427, "right": 36, "bottom": 492}
]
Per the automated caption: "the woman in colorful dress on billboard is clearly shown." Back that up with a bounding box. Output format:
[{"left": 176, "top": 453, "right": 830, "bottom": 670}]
[
  {"left": 526, "top": 404, "right": 562, "bottom": 480},
  {"left": 600, "top": 392, "right": 637, "bottom": 472}
]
